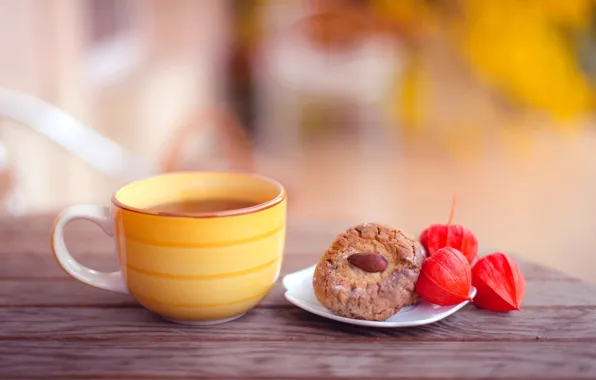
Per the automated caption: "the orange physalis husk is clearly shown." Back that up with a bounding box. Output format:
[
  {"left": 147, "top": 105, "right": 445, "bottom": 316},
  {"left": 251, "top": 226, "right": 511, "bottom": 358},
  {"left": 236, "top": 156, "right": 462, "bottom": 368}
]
[
  {"left": 415, "top": 247, "right": 473, "bottom": 306},
  {"left": 419, "top": 196, "right": 478, "bottom": 264},
  {"left": 472, "top": 253, "right": 526, "bottom": 312}
]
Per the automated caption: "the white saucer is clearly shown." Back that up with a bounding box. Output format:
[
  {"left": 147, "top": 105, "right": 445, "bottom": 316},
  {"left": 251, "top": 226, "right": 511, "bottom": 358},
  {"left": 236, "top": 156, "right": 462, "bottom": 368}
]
[{"left": 283, "top": 265, "right": 476, "bottom": 328}]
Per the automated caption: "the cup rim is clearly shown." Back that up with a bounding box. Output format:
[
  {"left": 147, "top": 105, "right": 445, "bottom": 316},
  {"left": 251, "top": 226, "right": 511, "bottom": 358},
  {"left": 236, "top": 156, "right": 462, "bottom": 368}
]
[{"left": 111, "top": 171, "right": 286, "bottom": 218}]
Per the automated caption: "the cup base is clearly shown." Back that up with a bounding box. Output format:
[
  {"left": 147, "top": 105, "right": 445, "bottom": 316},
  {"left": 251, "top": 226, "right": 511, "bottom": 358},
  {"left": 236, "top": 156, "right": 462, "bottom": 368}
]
[{"left": 163, "top": 313, "right": 246, "bottom": 326}]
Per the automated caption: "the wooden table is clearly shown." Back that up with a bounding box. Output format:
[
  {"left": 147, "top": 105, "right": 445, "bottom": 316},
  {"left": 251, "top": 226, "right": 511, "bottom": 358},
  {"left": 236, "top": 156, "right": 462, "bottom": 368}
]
[{"left": 1, "top": 215, "right": 596, "bottom": 379}]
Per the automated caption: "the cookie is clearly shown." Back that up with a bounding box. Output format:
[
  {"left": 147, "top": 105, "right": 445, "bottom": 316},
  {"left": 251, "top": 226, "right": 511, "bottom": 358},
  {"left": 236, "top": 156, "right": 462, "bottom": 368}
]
[{"left": 312, "top": 223, "right": 425, "bottom": 321}]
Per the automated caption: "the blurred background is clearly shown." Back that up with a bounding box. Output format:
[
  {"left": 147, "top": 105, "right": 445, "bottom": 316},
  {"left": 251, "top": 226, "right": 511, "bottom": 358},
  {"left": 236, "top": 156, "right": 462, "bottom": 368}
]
[{"left": 1, "top": 0, "right": 596, "bottom": 281}]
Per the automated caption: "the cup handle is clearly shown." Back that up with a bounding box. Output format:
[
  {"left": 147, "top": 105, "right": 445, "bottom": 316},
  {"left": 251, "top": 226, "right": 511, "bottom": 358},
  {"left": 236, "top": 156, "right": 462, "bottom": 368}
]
[{"left": 51, "top": 205, "right": 128, "bottom": 294}]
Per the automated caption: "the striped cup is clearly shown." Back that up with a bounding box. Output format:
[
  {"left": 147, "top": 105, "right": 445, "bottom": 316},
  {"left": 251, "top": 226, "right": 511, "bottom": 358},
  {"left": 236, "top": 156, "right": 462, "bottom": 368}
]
[{"left": 51, "top": 172, "right": 286, "bottom": 325}]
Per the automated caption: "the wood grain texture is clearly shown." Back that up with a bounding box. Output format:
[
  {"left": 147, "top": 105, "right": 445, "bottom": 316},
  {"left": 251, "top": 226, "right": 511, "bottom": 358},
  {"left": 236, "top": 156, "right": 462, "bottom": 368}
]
[
  {"left": 0, "top": 279, "right": 594, "bottom": 308},
  {"left": 1, "top": 341, "right": 595, "bottom": 379},
  {"left": 1, "top": 215, "right": 594, "bottom": 379},
  {"left": 0, "top": 280, "right": 135, "bottom": 306},
  {"left": 1, "top": 306, "right": 595, "bottom": 342}
]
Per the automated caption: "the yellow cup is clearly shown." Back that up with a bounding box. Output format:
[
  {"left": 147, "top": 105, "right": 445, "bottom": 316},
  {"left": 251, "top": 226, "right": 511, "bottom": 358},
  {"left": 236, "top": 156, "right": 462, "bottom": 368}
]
[{"left": 51, "top": 172, "right": 286, "bottom": 325}]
